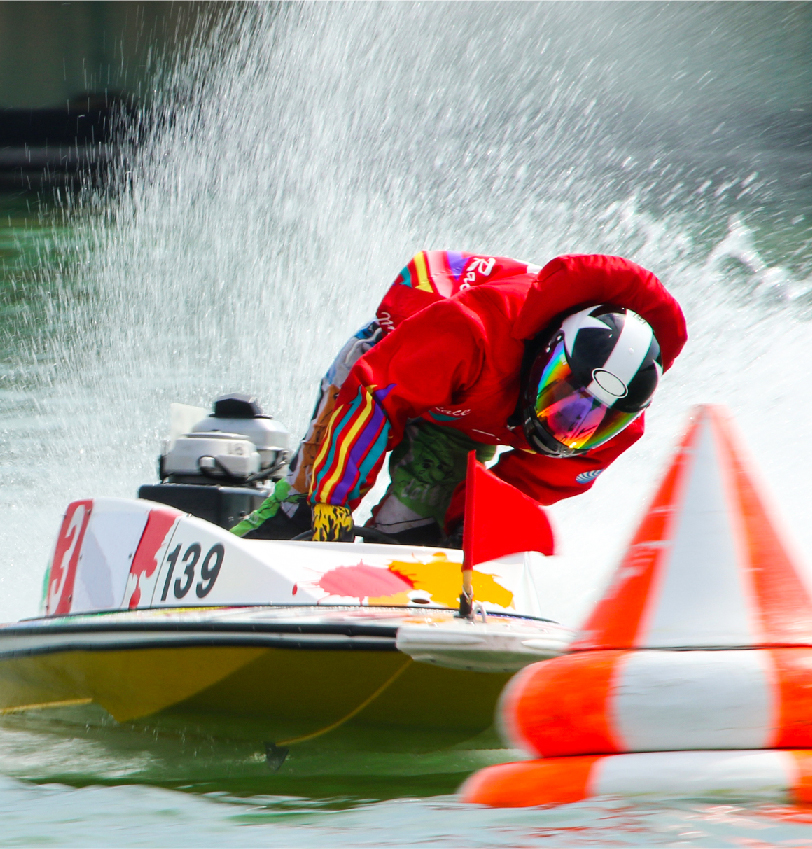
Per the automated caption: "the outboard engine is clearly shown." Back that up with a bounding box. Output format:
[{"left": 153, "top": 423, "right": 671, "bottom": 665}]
[{"left": 138, "top": 393, "right": 291, "bottom": 529}]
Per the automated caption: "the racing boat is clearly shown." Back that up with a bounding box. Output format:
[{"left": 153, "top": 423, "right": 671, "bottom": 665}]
[{"left": 0, "top": 396, "right": 571, "bottom": 767}]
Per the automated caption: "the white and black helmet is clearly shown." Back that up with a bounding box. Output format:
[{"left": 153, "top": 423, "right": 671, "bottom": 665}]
[{"left": 521, "top": 305, "right": 662, "bottom": 457}]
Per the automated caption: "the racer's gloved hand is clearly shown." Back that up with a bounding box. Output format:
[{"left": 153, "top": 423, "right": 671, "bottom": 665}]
[
  {"left": 444, "top": 522, "right": 463, "bottom": 550},
  {"left": 312, "top": 503, "right": 354, "bottom": 542}
]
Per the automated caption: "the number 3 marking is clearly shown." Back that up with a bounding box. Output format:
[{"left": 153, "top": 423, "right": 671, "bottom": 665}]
[{"left": 174, "top": 543, "right": 200, "bottom": 599}]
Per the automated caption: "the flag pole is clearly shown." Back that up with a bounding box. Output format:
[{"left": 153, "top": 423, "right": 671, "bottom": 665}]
[
  {"left": 459, "top": 451, "right": 478, "bottom": 619},
  {"left": 459, "top": 569, "right": 474, "bottom": 618}
]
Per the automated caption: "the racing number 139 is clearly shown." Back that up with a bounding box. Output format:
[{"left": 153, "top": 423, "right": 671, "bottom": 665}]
[{"left": 160, "top": 543, "right": 224, "bottom": 601}]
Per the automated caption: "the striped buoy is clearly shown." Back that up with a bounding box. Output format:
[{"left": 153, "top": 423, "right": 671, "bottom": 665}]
[
  {"left": 499, "top": 647, "right": 812, "bottom": 757},
  {"left": 572, "top": 406, "right": 812, "bottom": 652},
  {"left": 463, "top": 406, "right": 812, "bottom": 806},
  {"left": 461, "top": 750, "right": 812, "bottom": 807}
]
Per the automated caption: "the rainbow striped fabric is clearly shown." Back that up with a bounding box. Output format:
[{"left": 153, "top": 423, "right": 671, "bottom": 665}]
[
  {"left": 393, "top": 250, "right": 470, "bottom": 297},
  {"left": 310, "top": 383, "right": 394, "bottom": 508}
]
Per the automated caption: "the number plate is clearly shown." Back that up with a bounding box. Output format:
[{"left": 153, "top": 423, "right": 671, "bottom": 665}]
[{"left": 150, "top": 523, "right": 228, "bottom": 606}]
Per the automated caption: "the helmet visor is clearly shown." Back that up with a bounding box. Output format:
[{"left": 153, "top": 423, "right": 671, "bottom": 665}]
[{"left": 531, "top": 338, "right": 641, "bottom": 454}]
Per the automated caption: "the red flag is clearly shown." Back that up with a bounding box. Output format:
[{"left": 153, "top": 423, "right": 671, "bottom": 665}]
[{"left": 463, "top": 451, "right": 555, "bottom": 570}]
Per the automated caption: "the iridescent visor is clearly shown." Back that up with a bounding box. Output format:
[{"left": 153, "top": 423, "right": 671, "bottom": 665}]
[{"left": 533, "top": 339, "right": 640, "bottom": 453}]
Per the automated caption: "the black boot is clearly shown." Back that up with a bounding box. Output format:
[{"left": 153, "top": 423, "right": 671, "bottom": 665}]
[
  {"left": 230, "top": 481, "right": 312, "bottom": 540},
  {"left": 367, "top": 520, "right": 444, "bottom": 547}
]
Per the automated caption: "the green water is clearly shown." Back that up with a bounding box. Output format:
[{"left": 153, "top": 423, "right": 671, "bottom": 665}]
[
  {"left": 2, "top": 699, "right": 812, "bottom": 847},
  {"left": 0, "top": 194, "right": 48, "bottom": 347}
]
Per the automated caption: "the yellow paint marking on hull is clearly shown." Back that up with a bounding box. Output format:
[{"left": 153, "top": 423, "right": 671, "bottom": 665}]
[{"left": 389, "top": 553, "right": 514, "bottom": 609}]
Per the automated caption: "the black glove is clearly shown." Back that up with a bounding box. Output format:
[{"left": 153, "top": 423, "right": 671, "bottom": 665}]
[
  {"left": 312, "top": 503, "right": 354, "bottom": 542},
  {"left": 444, "top": 522, "right": 463, "bottom": 550}
]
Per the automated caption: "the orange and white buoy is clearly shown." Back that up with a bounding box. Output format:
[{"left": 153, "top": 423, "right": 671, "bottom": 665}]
[
  {"left": 462, "top": 405, "right": 812, "bottom": 807},
  {"left": 461, "top": 750, "right": 812, "bottom": 808}
]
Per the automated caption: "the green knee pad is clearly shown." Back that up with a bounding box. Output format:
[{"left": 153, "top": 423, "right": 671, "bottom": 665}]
[{"left": 386, "top": 423, "right": 495, "bottom": 526}]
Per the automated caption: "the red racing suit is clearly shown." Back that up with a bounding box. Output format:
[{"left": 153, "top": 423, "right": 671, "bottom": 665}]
[{"left": 310, "top": 251, "right": 687, "bottom": 526}]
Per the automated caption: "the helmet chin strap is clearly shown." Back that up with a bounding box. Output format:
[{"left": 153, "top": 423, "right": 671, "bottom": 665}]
[{"left": 522, "top": 413, "right": 579, "bottom": 457}]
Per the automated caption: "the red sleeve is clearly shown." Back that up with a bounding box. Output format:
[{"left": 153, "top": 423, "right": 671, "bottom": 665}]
[
  {"left": 310, "top": 298, "right": 487, "bottom": 508},
  {"left": 444, "top": 415, "right": 645, "bottom": 530},
  {"left": 493, "top": 415, "right": 644, "bottom": 503}
]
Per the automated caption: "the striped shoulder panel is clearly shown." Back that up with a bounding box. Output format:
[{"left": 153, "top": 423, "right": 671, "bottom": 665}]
[{"left": 393, "top": 251, "right": 471, "bottom": 297}]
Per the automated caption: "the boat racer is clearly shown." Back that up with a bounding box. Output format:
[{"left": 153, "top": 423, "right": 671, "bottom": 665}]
[{"left": 231, "top": 251, "right": 687, "bottom": 545}]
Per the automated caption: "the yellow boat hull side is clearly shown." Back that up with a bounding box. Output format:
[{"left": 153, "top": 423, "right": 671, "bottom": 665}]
[
  {"left": 0, "top": 646, "right": 511, "bottom": 735},
  {"left": 161, "top": 649, "right": 512, "bottom": 736},
  {"left": 0, "top": 646, "right": 267, "bottom": 721}
]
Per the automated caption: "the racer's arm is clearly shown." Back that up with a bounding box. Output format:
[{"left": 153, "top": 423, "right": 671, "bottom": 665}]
[
  {"left": 443, "top": 416, "right": 645, "bottom": 530},
  {"left": 309, "top": 298, "right": 487, "bottom": 510},
  {"left": 492, "top": 415, "right": 645, "bottom": 503}
]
